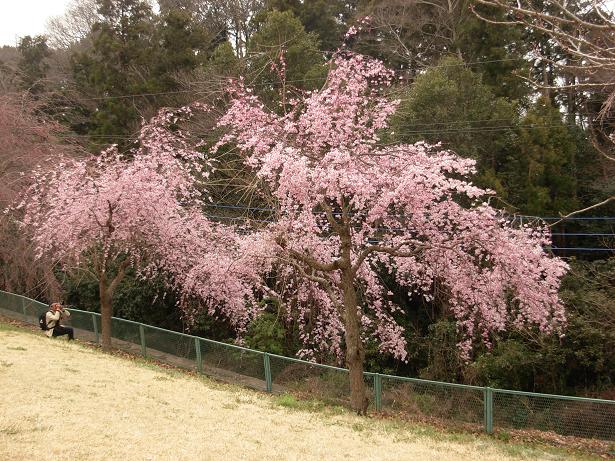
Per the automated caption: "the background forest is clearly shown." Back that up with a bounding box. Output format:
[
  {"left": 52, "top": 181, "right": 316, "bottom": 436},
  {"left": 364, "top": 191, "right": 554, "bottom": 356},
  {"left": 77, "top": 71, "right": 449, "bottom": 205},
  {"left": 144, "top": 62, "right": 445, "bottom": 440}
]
[{"left": 0, "top": 0, "right": 613, "bottom": 398}]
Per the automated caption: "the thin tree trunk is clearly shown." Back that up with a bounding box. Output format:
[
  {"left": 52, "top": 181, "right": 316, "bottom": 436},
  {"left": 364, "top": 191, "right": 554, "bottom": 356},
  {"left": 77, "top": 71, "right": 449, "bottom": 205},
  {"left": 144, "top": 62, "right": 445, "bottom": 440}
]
[
  {"left": 336, "top": 203, "right": 369, "bottom": 415},
  {"left": 342, "top": 268, "right": 368, "bottom": 415},
  {"left": 99, "top": 278, "right": 112, "bottom": 350},
  {"left": 98, "top": 260, "right": 129, "bottom": 351}
]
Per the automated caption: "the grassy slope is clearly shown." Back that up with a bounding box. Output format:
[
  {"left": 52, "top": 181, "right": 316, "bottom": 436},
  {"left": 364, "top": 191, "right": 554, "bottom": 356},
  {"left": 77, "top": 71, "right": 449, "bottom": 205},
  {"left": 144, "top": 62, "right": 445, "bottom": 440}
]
[{"left": 0, "top": 323, "right": 600, "bottom": 461}]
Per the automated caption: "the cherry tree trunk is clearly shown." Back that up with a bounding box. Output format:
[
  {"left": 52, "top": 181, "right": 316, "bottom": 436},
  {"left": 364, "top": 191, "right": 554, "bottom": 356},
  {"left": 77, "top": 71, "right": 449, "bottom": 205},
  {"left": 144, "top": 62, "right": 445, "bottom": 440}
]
[
  {"left": 342, "top": 269, "right": 368, "bottom": 415},
  {"left": 99, "top": 279, "right": 113, "bottom": 350}
]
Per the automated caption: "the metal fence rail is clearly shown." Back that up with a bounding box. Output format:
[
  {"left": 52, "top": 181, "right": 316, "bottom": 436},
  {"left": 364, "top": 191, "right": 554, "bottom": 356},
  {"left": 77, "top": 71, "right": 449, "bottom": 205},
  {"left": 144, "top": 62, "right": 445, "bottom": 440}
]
[{"left": 0, "top": 290, "right": 613, "bottom": 441}]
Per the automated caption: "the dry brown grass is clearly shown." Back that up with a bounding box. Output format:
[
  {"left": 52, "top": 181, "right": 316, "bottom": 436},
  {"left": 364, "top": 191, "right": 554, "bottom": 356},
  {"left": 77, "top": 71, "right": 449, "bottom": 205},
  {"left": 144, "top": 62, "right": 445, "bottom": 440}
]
[{"left": 0, "top": 327, "right": 596, "bottom": 461}]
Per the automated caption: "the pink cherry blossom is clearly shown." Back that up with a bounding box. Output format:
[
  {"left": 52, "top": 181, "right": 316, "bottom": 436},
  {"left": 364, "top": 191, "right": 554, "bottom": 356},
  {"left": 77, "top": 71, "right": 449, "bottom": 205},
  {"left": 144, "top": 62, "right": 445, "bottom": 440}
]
[
  {"left": 216, "top": 52, "right": 568, "bottom": 413},
  {"left": 18, "top": 47, "right": 568, "bottom": 415},
  {"left": 18, "top": 105, "right": 247, "bottom": 347}
]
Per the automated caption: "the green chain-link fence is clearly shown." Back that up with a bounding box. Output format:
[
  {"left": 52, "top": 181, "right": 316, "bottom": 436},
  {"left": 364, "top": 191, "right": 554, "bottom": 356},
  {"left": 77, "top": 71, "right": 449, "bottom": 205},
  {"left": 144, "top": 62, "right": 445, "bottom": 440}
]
[
  {"left": 378, "top": 374, "right": 486, "bottom": 427},
  {"left": 1, "top": 290, "right": 613, "bottom": 441}
]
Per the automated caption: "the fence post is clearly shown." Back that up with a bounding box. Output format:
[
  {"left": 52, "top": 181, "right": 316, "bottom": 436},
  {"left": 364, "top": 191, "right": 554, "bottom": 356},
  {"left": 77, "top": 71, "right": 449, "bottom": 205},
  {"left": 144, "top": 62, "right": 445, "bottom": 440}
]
[
  {"left": 21, "top": 297, "right": 27, "bottom": 322},
  {"left": 139, "top": 324, "right": 147, "bottom": 357},
  {"left": 92, "top": 313, "right": 99, "bottom": 344},
  {"left": 195, "top": 337, "right": 202, "bottom": 373},
  {"left": 484, "top": 387, "right": 494, "bottom": 434},
  {"left": 263, "top": 353, "right": 272, "bottom": 392},
  {"left": 374, "top": 374, "right": 382, "bottom": 411}
]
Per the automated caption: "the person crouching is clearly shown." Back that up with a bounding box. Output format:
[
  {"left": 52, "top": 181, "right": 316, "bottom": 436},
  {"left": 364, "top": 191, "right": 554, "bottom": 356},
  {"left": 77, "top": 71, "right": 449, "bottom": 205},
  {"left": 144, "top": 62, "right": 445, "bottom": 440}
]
[{"left": 46, "top": 303, "right": 74, "bottom": 340}]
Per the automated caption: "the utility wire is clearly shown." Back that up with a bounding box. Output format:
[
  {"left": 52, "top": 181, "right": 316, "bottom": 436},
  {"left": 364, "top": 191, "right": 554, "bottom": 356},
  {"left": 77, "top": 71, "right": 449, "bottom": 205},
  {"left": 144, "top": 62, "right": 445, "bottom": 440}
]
[
  {"left": 550, "top": 248, "right": 614, "bottom": 252},
  {"left": 551, "top": 233, "right": 615, "bottom": 236},
  {"left": 203, "top": 212, "right": 614, "bottom": 253},
  {"left": 45, "top": 57, "right": 528, "bottom": 102},
  {"left": 34, "top": 54, "right": 615, "bottom": 103},
  {"left": 32, "top": 120, "right": 605, "bottom": 142},
  {"left": 205, "top": 203, "right": 615, "bottom": 222}
]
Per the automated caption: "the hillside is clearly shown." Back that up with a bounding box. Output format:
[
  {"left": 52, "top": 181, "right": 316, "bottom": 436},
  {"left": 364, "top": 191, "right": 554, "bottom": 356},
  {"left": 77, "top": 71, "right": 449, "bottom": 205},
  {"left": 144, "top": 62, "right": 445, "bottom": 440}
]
[{"left": 0, "top": 323, "right": 598, "bottom": 461}]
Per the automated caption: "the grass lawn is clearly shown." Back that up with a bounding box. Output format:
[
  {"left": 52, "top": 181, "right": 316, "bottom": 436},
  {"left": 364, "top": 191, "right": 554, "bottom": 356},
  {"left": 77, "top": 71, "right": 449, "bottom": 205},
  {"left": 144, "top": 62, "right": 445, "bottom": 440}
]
[{"left": 0, "top": 322, "right": 604, "bottom": 461}]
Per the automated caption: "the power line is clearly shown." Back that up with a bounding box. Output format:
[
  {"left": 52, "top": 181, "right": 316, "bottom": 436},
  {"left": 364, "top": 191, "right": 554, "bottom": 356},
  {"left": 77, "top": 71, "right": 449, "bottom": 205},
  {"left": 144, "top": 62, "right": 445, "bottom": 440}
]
[
  {"left": 551, "top": 233, "right": 615, "bottom": 236},
  {"left": 206, "top": 204, "right": 273, "bottom": 212},
  {"left": 43, "top": 57, "right": 528, "bottom": 102},
  {"left": 382, "top": 122, "right": 601, "bottom": 137},
  {"left": 16, "top": 86, "right": 615, "bottom": 142},
  {"left": 521, "top": 215, "right": 615, "bottom": 221},
  {"left": 204, "top": 211, "right": 615, "bottom": 253},
  {"left": 550, "top": 247, "right": 614, "bottom": 252},
  {"left": 206, "top": 204, "right": 615, "bottom": 223},
  {"left": 23, "top": 121, "right": 592, "bottom": 141},
  {"left": 205, "top": 214, "right": 274, "bottom": 224},
  {"left": 23, "top": 105, "right": 612, "bottom": 142},
  {"left": 383, "top": 115, "right": 615, "bottom": 127},
  {"left": 35, "top": 53, "right": 613, "bottom": 104},
  {"left": 70, "top": 89, "right": 198, "bottom": 102}
]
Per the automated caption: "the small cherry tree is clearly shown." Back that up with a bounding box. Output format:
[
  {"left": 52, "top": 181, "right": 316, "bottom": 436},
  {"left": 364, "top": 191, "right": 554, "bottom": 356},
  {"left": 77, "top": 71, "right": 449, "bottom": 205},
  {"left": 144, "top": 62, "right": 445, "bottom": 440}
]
[
  {"left": 20, "top": 106, "right": 217, "bottom": 348},
  {"left": 217, "top": 52, "right": 568, "bottom": 413}
]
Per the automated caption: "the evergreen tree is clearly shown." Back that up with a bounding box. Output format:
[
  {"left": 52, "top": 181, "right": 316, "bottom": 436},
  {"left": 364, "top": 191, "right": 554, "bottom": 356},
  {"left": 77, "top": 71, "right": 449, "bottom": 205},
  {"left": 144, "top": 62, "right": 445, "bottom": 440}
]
[
  {"left": 266, "top": 0, "right": 355, "bottom": 51},
  {"left": 206, "top": 41, "right": 241, "bottom": 78},
  {"left": 17, "top": 35, "right": 51, "bottom": 94},
  {"left": 154, "top": 8, "right": 213, "bottom": 86},
  {"left": 391, "top": 57, "right": 517, "bottom": 193},
  {"left": 248, "top": 10, "right": 326, "bottom": 106},
  {"left": 502, "top": 98, "right": 580, "bottom": 215},
  {"left": 71, "top": 0, "right": 157, "bottom": 141},
  {"left": 457, "top": 11, "right": 530, "bottom": 101},
  {"left": 71, "top": 0, "right": 215, "bottom": 144}
]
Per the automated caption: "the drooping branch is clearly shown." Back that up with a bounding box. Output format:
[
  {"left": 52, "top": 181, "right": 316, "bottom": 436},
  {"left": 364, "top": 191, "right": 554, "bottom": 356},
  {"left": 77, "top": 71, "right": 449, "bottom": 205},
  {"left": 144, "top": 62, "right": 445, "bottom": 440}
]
[{"left": 284, "top": 257, "right": 343, "bottom": 312}]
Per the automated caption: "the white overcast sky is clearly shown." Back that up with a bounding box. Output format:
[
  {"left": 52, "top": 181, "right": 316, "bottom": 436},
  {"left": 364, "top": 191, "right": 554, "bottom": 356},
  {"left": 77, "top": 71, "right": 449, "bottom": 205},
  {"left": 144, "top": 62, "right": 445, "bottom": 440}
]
[{"left": 0, "top": 0, "right": 72, "bottom": 46}]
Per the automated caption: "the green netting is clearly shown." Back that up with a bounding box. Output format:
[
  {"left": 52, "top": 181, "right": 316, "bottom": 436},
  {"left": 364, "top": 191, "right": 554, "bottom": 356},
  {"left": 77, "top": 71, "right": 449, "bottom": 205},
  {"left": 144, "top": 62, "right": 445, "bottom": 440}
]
[
  {"left": 0, "top": 293, "right": 47, "bottom": 324},
  {"left": 111, "top": 318, "right": 141, "bottom": 347},
  {"left": 23, "top": 298, "right": 48, "bottom": 324},
  {"left": 381, "top": 375, "right": 485, "bottom": 427},
  {"left": 0, "top": 306, "right": 22, "bottom": 322},
  {"left": 0, "top": 291, "right": 21, "bottom": 312},
  {"left": 143, "top": 326, "right": 196, "bottom": 368},
  {"left": 200, "top": 339, "right": 266, "bottom": 390},
  {"left": 21, "top": 298, "right": 49, "bottom": 323},
  {"left": 269, "top": 355, "right": 353, "bottom": 405},
  {"left": 68, "top": 310, "right": 96, "bottom": 333},
  {"left": 494, "top": 390, "right": 615, "bottom": 440},
  {"left": 0, "top": 292, "right": 45, "bottom": 321}
]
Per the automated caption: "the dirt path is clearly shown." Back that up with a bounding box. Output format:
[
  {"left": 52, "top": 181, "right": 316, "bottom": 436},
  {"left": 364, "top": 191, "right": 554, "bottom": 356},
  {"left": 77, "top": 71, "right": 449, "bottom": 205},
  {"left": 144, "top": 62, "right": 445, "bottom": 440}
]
[{"left": 0, "top": 327, "right": 590, "bottom": 461}]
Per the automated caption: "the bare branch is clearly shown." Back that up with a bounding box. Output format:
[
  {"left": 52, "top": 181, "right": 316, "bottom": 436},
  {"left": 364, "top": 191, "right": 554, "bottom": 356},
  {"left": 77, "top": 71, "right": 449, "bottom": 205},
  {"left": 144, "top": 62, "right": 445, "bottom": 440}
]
[
  {"left": 283, "top": 258, "right": 344, "bottom": 314},
  {"left": 108, "top": 258, "right": 130, "bottom": 296},
  {"left": 472, "top": 0, "right": 615, "bottom": 118},
  {"left": 352, "top": 243, "right": 428, "bottom": 276},
  {"left": 549, "top": 196, "right": 615, "bottom": 226},
  {"left": 286, "top": 246, "right": 341, "bottom": 273}
]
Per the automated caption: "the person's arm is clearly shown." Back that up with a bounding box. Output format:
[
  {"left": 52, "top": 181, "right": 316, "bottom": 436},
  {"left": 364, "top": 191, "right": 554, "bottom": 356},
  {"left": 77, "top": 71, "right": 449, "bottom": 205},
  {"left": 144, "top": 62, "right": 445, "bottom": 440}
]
[
  {"left": 47, "top": 311, "right": 61, "bottom": 322},
  {"left": 61, "top": 308, "right": 71, "bottom": 319},
  {"left": 46, "top": 310, "right": 60, "bottom": 329}
]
